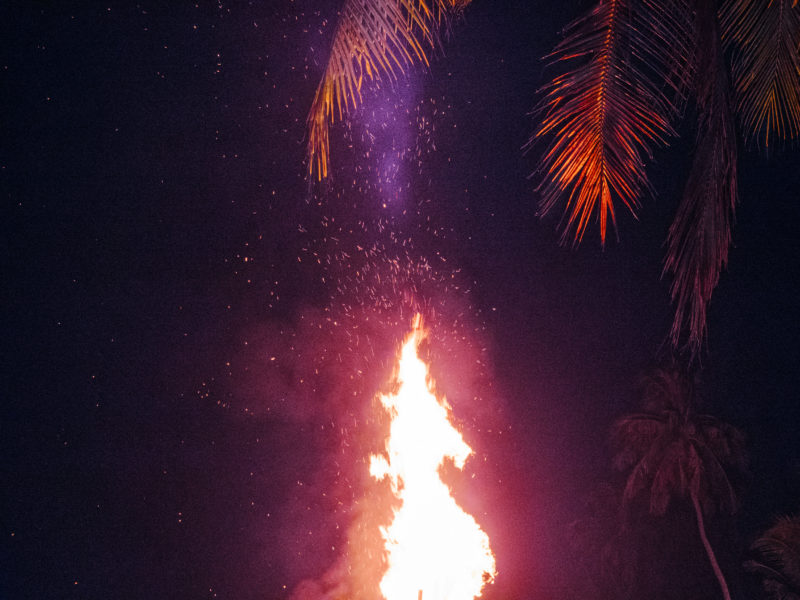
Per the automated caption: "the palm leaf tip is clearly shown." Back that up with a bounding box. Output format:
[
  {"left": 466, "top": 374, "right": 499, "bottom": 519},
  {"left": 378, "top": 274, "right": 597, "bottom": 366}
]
[
  {"left": 530, "top": 0, "right": 689, "bottom": 245},
  {"left": 721, "top": 0, "right": 800, "bottom": 147},
  {"left": 307, "top": 81, "right": 332, "bottom": 180},
  {"left": 305, "top": 0, "right": 470, "bottom": 180}
]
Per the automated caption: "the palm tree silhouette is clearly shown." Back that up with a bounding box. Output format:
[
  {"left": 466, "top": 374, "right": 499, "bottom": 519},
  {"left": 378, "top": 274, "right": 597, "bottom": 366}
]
[
  {"left": 611, "top": 365, "right": 748, "bottom": 600},
  {"left": 745, "top": 515, "right": 800, "bottom": 600}
]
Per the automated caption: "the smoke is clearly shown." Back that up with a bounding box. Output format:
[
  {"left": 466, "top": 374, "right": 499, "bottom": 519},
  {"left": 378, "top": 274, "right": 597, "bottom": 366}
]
[
  {"left": 217, "top": 254, "right": 505, "bottom": 596},
  {"left": 265, "top": 298, "right": 502, "bottom": 600}
]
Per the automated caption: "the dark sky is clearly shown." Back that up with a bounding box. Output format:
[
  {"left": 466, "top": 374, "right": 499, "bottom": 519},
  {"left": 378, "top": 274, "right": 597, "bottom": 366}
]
[{"left": 4, "top": 1, "right": 800, "bottom": 599}]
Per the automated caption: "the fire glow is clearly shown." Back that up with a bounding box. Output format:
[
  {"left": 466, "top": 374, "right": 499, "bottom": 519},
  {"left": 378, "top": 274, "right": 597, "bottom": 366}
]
[{"left": 369, "top": 316, "right": 496, "bottom": 600}]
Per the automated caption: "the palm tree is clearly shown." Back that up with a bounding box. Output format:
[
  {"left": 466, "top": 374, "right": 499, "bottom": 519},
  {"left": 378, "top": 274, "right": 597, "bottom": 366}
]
[
  {"left": 531, "top": 0, "right": 800, "bottom": 355},
  {"left": 611, "top": 365, "right": 748, "bottom": 600},
  {"left": 745, "top": 515, "right": 800, "bottom": 600}
]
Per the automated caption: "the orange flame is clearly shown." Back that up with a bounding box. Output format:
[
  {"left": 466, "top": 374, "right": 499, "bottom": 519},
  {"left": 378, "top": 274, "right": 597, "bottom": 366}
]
[{"left": 370, "top": 315, "right": 496, "bottom": 600}]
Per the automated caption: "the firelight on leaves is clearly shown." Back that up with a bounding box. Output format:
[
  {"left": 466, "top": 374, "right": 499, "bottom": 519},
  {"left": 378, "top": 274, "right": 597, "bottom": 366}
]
[{"left": 370, "top": 315, "right": 496, "bottom": 600}]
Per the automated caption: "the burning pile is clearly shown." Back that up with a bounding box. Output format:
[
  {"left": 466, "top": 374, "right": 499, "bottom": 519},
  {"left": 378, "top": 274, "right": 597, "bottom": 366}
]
[{"left": 369, "top": 316, "right": 496, "bottom": 600}]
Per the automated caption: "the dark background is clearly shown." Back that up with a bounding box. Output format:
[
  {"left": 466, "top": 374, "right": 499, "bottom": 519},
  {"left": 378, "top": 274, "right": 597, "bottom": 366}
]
[{"left": 4, "top": 1, "right": 800, "bottom": 598}]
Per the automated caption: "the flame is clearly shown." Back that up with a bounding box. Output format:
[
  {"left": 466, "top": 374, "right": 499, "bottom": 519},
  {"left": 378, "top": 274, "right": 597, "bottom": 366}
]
[{"left": 369, "top": 316, "right": 496, "bottom": 600}]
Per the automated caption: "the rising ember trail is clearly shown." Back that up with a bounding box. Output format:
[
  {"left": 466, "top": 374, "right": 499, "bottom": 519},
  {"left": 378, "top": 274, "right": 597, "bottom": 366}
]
[{"left": 370, "top": 315, "right": 496, "bottom": 600}]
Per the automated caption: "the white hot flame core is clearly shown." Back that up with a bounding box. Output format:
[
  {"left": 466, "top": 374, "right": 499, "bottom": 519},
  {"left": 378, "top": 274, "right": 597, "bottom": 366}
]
[{"left": 369, "top": 317, "right": 496, "bottom": 600}]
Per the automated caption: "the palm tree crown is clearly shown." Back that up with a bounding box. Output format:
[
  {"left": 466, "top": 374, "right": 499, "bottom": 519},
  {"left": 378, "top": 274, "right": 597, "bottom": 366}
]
[{"left": 611, "top": 365, "right": 748, "bottom": 600}]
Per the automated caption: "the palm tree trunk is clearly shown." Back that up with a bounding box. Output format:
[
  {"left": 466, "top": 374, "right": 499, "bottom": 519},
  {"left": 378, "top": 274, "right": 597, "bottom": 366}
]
[{"left": 690, "top": 488, "right": 732, "bottom": 600}]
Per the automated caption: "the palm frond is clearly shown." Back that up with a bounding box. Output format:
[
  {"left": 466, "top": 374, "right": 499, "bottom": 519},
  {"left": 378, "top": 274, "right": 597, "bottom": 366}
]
[
  {"left": 744, "top": 559, "right": 790, "bottom": 585},
  {"left": 691, "top": 438, "right": 741, "bottom": 514},
  {"left": 306, "top": 0, "right": 467, "bottom": 179},
  {"left": 664, "top": 0, "right": 738, "bottom": 356},
  {"left": 649, "top": 440, "right": 686, "bottom": 514},
  {"left": 698, "top": 416, "right": 749, "bottom": 471},
  {"left": 616, "top": 429, "right": 673, "bottom": 502},
  {"left": 639, "top": 0, "right": 695, "bottom": 110},
  {"left": 749, "top": 515, "right": 800, "bottom": 595},
  {"left": 721, "top": 0, "right": 800, "bottom": 146},
  {"left": 611, "top": 413, "right": 665, "bottom": 469},
  {"left": 529, "top": 0, "right": 691, "bottom": 245}
]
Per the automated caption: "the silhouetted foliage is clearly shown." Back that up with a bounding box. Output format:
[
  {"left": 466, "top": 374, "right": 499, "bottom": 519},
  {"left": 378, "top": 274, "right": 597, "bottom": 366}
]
[
  {"left": 532, "top": 0, "right": 800, "bottom": 356},
  {"left": 611, "top": 364, "right": 749, "bottom": 600},
  {"left": 306, "top": 0, "right": 468, "bottom": 179},
  {"left": 746, "top": 515, "right": 800, "bottom": 600}
]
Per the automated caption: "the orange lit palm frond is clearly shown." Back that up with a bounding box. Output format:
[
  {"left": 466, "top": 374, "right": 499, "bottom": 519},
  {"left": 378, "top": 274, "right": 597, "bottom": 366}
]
[
  {"left": 664, "top": 0, "right": 738, "bottom": 356},
  {"left": 307, "top": 0, "right": 468, "bottom": 179},
  {"left": 721, "top": 0, "right": 800, "bottom": 146},
  {"left": 530, "top": 0, "right": 692, "bottom": 246}
]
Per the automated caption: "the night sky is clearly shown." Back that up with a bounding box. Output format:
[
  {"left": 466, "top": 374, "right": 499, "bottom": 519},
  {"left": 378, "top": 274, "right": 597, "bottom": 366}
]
[{"left": 4, "top": 1, "right": 800, "bottom": 599}]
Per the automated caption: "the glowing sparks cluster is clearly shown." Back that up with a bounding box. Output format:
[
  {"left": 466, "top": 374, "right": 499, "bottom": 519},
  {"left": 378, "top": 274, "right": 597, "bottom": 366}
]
[{"left": 370, "top": 317, "right": 495, "bottom": 600}]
